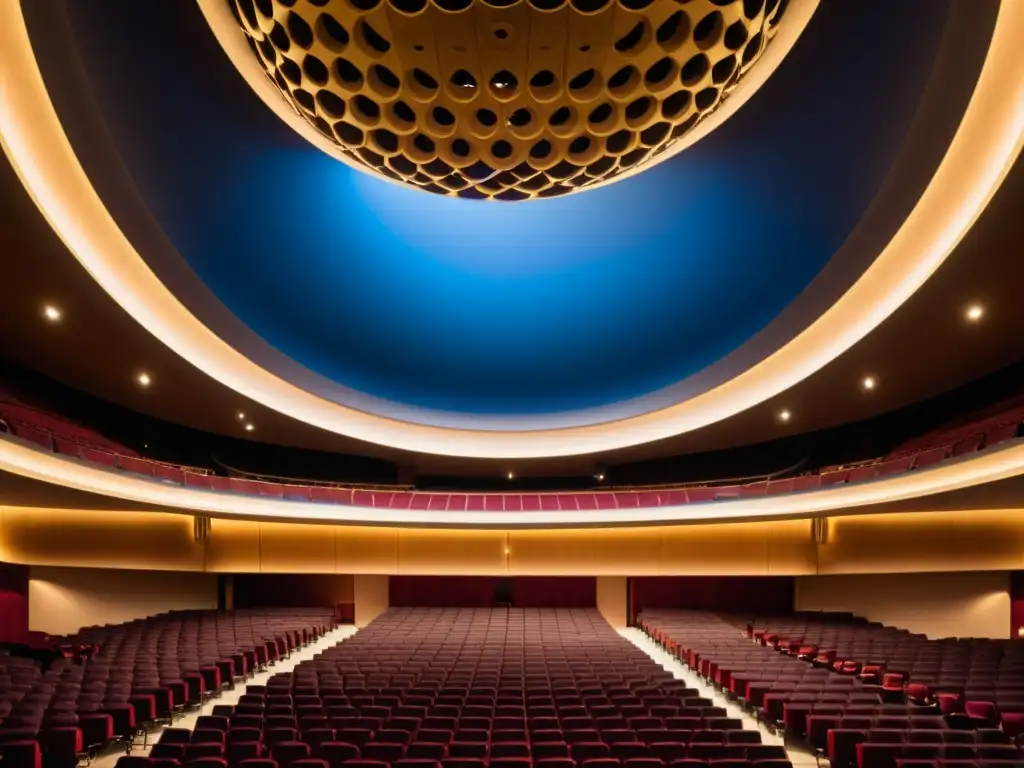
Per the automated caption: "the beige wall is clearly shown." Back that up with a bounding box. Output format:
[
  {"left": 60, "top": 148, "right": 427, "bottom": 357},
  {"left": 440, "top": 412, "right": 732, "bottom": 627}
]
[
  {"left": 795, "top": 571, "right": 1011, "bottom": 639},
  {"left": 353, "top": 574, "right": 389, "bottom": 627},
  {"left": 29, "top": 565, "right": 217, "bottom": 635},
  {"left": 597, "top": 576, "right": 627, "bottom": 628}
]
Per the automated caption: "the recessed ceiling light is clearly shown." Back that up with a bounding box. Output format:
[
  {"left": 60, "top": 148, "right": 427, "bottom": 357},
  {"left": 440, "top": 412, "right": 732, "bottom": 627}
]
[
  {"left": 966, "top": 304, "right": 984, "bottom": 322},
  {"left": 595, "top": 473, "right": 606, "bottom": 482},
  {"left": 778, "top": 409, "right": 791, "bottom": 423},
  {"left": 237, "top": 411, "right": 246, "bottom": 420},
  {"left": 41, "top": 304, "right": 62, "bottom": 323},
  {"left": 136, "top": 372, "right": 152, "bottom": 388},
  {"left": 862, "top": 376, "right": 877, "bottom": 391},
  {"left": 506, "top": 471, "right": 515, "bottom": 480},
  {"left": 245, "top": 423, "right": 255, "bottom": 432}
]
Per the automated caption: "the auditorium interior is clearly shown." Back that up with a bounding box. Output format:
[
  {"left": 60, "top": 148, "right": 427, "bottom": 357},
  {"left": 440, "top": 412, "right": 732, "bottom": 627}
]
[{"left": 0, "top": 3, "right": 1023, "bottom": 768}]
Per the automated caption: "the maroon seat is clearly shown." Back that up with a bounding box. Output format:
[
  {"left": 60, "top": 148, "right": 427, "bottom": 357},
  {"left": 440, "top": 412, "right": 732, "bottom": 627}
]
[
  {"left": 965, "top": 702, "right": 999, "bottom": 729},
  {"left": 185, "top": 743, "right": 226, "bottom": 761},
  {"left": 316, "top": 742, "right": 361, "bottom": 767},
  {"left": 150, "top": 744, "right": 186, "bottom": 761},
  {"left": 185, "top": 759, "right": 228, "bottom": 768},
  {"left": 271, "top": 742, "right": 312, "bottom": 768},
  {"left": 228, "top": 742, "right": 265, "bottom": 763}
]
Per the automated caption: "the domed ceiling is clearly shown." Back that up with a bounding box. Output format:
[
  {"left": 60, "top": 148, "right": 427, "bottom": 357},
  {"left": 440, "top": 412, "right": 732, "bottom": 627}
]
[{"left": 4, "top": 0, "right": 1020, "bottom": 458}]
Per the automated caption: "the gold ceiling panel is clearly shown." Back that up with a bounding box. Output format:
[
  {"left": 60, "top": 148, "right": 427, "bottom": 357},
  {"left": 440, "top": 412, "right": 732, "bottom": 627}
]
[{"left": 230, "top": 0, "right": 786, "bottom": 199}]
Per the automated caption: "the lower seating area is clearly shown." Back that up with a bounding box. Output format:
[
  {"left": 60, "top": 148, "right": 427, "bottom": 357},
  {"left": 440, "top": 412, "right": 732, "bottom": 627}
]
[
  {"left": 121, "top": 608, "right": 790, "bottom": 768},
  {"left": 637, "top": 611, "right": 1024, "bottom": 768},
  {"left": 0, "top": 609, "right": 334, "bottom": 768}
]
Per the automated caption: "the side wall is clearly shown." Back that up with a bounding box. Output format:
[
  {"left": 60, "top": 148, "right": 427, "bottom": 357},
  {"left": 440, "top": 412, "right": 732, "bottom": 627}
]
[
  {"left": 28, "top": 565, "right": 218, "bottom": 635},
  {"left": 631, "top": 576, "right": 794, "bottom": 619},
  {"left": 387, "top": 577, "right": 598, "bottom": 607},
  {"left": 233, "top": 574, "right": 353, "bottom": 609},
  {"left": 353, "top": 574, "right": 389, "bottom": 627},
  {"left": 794, "top": 571, "right": 1011, "bottom": 639},
  {"left": 0, "top": 562, "right": 28, "bottom": 644},
  {"left": 597, "top": 576, "right": 627, "bottom": 628}
]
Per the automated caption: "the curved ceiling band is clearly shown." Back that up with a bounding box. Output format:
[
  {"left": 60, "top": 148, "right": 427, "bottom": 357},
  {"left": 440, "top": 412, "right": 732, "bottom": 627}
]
[
  {"left": 0, "top": 0, "right": 1022, "bottom": 459},
  {"left": 2, "top": 433, "right": 1024, "bottom": 528}
]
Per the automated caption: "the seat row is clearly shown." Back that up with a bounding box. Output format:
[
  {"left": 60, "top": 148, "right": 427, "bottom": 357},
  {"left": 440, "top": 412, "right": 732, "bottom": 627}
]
[
  {"left": 637, "top": 610, "right": 1024, "bottom": 768},
  {"left": 118, "top": 610, "right": 792, "bottom": 768},
  {"left": 0, "top": 609, "right": 334, "bottom": 768}
]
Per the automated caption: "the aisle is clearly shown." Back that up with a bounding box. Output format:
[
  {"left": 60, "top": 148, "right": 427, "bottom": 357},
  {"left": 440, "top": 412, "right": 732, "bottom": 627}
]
[{"left": 619, "top": 627, "right": 820, "bottom": 768}]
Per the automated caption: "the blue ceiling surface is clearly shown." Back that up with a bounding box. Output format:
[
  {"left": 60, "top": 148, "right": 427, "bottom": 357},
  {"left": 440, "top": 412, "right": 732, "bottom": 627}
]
[{"left": 64, "top": 0, "right": 949, "bottom": 416}]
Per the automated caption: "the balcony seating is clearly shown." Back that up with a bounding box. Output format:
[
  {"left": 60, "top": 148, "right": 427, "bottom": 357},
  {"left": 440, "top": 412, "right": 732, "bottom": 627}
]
[{"left": 2, "top": 384, "right": 1023, "bottom": 513}]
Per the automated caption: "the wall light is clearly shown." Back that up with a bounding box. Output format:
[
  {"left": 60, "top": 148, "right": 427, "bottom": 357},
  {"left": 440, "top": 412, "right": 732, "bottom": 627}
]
[
  {"left": 41, "top": 303, "right": 61, "bottom": 322},
  {"left": 965, "top": 304, "right": 985, "bottom": 322},
  {"left": 862, "top": 376, "right": 877, "bottom": 391},
  {"left": 245, "top": 423, "right": 255, "bottom": 432},
  {"left": 136, "top": 371, "right": 152, "bottom": 388},
  {"left": 778, "top": 409, "right": 792, "bottom": 423}
]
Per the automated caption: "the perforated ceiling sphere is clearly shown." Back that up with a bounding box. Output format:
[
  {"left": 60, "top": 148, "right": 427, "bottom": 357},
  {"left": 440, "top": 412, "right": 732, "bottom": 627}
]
[{"left": 232, "top": 0, "right": 788, "bottom": 200}]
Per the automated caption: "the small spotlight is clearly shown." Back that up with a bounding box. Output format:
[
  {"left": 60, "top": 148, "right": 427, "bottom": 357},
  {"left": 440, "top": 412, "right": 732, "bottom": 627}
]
[
  {"left": 136, "top": 371, "right": 152, "bottom": 388},
  {"left": 237, "top": 411, "right": 246, "bottom": 421},
  {"left": 245, "top": 423, "right": 255, "bottom": 432},
  {"left": 595, "top": 473, "right": 606, "bottom": 482},
  {"left": 965, "top": 304, "right": 984, "bottom": 322},
  {"left": 506, "top": 471, "right": 515, "bottom": 481},
  {"left": 862, "top": 376, "right": 876, "bottom": 391},
  {"left": 41, "top": 304, "right": 62, "bottom": 323},
  {"left": 778, "top": 409, "right": 791, "bottom": 423}
]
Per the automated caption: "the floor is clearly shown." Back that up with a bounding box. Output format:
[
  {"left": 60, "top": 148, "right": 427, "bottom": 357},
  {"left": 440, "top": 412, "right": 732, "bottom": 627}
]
[
  {"left": 90, "top": 625, "right": 361, "bottom": 768},
  {"left": 619, "top": 628, "right": 819, "bottom": 768}
]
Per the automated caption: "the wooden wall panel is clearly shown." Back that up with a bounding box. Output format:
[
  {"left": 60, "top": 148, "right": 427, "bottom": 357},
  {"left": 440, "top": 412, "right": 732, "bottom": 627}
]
[
  {"left": 258, "top": 522, "right": 336, "bottom": 573},
  {"left": 819, "top": 511, "right": 1024, "bottom": 574},
  {"left": 508, "top": 530, "right": 598, "bottom": 574},
  {"left": 660, "top": 523, "right": 769, "bottom": 574},
  {"left": 596, "top": 576, "right": 627, "bottom": 627},
  {"left": 205, "top": 518, "right": 260, "bottom": 572},
  {"left": 397, "top": 530, "right": 507, "bottom": 574},
  {"left": 0, "top": 507, "right": 205, "bottom": 571},
  {"left": 336, "top": 527, "right": 399, "bottom": 573},
  {"left": 3, "top": 506, "right": 1024, "bottom": 578},
  {"left": 354, "top": 574, "right": 389, "bottom": 626},
  {"left": 589, "top": 529, "right": 662, "bottom": 575},
  {"left": 765, "top": 520, "right": 819, "bottom": 575}
]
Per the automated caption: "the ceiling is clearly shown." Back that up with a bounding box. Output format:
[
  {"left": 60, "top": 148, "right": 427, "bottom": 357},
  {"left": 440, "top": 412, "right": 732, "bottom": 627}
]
[
  {"left": 55, "top": 0, "right": 947, "bottom": 418},
  {"left": 0, "top": 0, "right": 1021, "bottom": 477}
]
